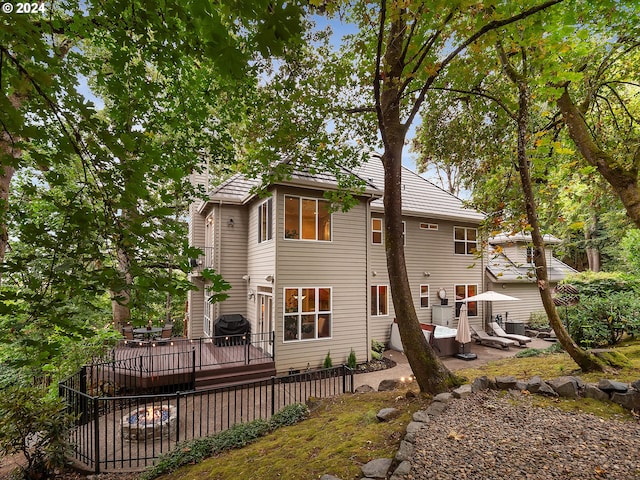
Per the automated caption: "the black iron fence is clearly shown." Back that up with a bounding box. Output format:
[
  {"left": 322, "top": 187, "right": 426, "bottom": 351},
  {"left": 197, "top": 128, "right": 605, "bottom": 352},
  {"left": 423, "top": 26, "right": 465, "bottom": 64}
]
[{"left": 59, "top": 365, "right": 353, "bottom": 473}]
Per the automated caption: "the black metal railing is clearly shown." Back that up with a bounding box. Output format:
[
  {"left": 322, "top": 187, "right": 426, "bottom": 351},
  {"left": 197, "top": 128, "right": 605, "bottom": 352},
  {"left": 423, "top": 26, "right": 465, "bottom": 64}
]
[{"left": 59, "top": 365, "right": 354, "bottom": 473}]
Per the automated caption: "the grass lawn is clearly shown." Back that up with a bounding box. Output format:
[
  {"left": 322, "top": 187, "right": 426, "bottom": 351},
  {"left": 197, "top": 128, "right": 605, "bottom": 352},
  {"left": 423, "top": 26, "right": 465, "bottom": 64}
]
[{"left": 155, "top": 339, "right": 640, "bottom": 480}]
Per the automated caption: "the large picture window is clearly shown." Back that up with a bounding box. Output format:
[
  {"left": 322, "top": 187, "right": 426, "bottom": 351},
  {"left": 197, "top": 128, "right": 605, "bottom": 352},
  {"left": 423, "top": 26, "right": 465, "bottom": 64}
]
[
  {"left": 455, "top": 284, "right": 478, "bottom": 317},
  {"left": 258, "top": 198, "right": 272, "bottom": 243},
  {"left": 283, "top": 287, "right": 331, "bottom": 342},
  {"left": 371, "top": 285, "right": 389, "bottom": 316},
  {"left": 284, "top": 196, "right": 331, "bottom": 241},
  {"left": 454, "top": 227, "right": 477, "bottom": 255}
]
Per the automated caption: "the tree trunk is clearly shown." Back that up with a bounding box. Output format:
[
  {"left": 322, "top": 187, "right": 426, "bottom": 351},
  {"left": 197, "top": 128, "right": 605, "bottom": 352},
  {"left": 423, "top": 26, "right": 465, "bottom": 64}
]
[
  {"left": 557, "top": 88, "right": 640, "bottom": 229},
  {"left": 514, "top": 80, "right": 604, "bottom": 372},
  {"left": 376, "top": 12, "right": 454, "bottom": 394},
  {"left": 584, "top": 214, "right": 600, "bottom": 272},
  {"left": 111, "top": 245, "right": 133, "bottom": 332}
]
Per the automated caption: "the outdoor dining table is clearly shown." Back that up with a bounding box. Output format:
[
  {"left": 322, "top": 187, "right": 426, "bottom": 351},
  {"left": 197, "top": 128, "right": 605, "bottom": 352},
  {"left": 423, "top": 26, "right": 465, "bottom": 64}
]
[{"left": 133, "top": 327, "right": 162, "bottom": 340}]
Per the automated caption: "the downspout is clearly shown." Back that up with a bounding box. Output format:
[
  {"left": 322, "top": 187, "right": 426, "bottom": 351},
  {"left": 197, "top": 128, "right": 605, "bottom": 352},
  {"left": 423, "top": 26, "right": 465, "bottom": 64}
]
[{"left": 365, "top": 195, "right": 375, "bottom": 361}]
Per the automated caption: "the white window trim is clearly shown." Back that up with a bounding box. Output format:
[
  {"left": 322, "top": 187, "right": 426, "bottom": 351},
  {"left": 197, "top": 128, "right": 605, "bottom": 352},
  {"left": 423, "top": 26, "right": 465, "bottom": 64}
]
[
  {"left": 283, "top": 287, "right": 332, "bottom": 342},
  {"left": 402, "top": 221, "right": 406, "bottom": 246},
  {"left": 420, "top": 222, "right": 438, "bottom": 231},
  {"left": 258, "top": 198, "right": 273, "bottom": 243},
  {"left": 419, "top": 284, "right": 430, "bottom": 309},
  {"left": 454, "top": 226, "right": 478, "bottom": 256},
  {"left": 371, "top": 284, "right": 389, "bottom": 317},
  {"left": 283, "top": 195, "right": 333, "bottom": 242},
  {"left": 371, "top": 217, "right": 383, "bottom": 245}
]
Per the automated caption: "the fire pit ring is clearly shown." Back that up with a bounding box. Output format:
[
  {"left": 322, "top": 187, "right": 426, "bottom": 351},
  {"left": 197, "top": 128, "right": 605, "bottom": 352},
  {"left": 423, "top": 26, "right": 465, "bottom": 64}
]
[{"left": 121, "top": 405, "right": 177, "bottom": 441}]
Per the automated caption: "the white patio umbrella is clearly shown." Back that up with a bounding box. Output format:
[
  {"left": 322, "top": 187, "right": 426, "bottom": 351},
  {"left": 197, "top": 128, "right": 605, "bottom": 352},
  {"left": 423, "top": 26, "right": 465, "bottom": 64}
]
[
  {"left": 465, "top": 290, "right": 520, "bottom": 329},
  {"left": 454, "top": 303, "right": 476, "bottom": 360},
  {"left": 464, "top": 291, "right": 520, "bottom": 303}
]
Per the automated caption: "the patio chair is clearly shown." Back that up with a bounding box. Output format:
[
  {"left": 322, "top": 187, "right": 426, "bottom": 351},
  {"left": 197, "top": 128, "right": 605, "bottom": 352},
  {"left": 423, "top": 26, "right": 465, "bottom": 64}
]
[
  {"left": 121, "top": 326, "right": 139, "bottom": 347},
  {"left": 489, "top": 321, "right": 532, "bottom": 347},
  {"left": 154, "top": 324, "right": 173, "bottom": 343},
  {"left": 470, "top": 325, "right": 517, "bottom": 350}
]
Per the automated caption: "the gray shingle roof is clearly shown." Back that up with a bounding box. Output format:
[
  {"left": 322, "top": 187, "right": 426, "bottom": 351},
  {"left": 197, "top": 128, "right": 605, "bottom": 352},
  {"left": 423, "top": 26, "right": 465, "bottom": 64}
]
[
  {"left": 204, "top": 155, "right": 484, "bottom": 224},
  {"left": 353, "top": 156, "right": 485, "bottom": 222},
  {"left": 486, "top": 253, "right": 577, "bottom": 283}
]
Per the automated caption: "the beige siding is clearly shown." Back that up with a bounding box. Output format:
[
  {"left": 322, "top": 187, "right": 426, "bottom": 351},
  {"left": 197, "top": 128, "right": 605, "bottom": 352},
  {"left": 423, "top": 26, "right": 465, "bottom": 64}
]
[
  {"left": 273, "top": 187, "right": 369, "bottom": 374},
  {"left": 246, "top": 193, "right": 277, "bottom": 333},
  {"left": 216, "top": 205, "right": 248, "bottom": 317},
  {"left": 187, "top": 278, "right": 206, "bottom": 339},
  {"left": 487, "top": 282, "right": 555, "bottom": 325},
  {"left": 501, "top": 244, "right": 556, "bottom": 269},
  {"left": 369, "top": 217, "right": 485, "bottom": 343}
]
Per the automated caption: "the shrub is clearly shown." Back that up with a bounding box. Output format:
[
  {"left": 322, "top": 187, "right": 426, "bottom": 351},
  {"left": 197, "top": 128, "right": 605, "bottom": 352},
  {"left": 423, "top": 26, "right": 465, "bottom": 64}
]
[
  {"left": 528, "top": 310, "right": 550, "bottom": 330},
  {"left": 371, "top": 339, "right": 385, "bottom": 354},
  {"left": 142, "top": 403, "right": 309, "bottom": 480},
  {"left": 323, "top": 351, "right": 333, "bottom": 369},
  {"left": 0, "top": 386, "right": 72, "bottom": 479},
  {"left": 347, "top": 349, "right": 357, "bottom": 369},
  {"left": 567, "top": 292, "right": 640, "bottom": 347}
]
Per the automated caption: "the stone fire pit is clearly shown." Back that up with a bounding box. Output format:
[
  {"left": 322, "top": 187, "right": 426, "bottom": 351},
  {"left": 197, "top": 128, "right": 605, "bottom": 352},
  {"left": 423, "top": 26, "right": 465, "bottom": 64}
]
[{"left": 121, "top": 405, "right": 177, "bottom": 441}]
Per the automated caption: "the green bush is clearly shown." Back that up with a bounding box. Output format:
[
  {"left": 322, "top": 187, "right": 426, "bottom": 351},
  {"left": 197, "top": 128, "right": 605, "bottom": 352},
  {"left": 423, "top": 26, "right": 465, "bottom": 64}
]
[
  {"left": 371, "top": 339, "right": 385, "bottom": 354},
  {"left": 0, "top": 386, "right": 72, "bottom": 479},
  {"left": 323, "top": 351, "right": 333, "bottom": 369},
  {"left": 142, "top": 403, "right": 309, "bottom": 480},
  {"left": 567, "top": 292, "right": 640, "bottom": 347},
  {"left": 528, "top": 310, "right": 550, "bottom": 330},
  {"left": 347, "top": 349, "right": 357, "bottom": 369}
]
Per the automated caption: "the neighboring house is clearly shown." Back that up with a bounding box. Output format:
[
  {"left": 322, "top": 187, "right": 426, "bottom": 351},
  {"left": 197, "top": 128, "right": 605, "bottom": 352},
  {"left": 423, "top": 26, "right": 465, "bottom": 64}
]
[
  {"left": 187, "top": 156, "right": 486, "bottom": 374},
  {"left": 485, "top": 232, "right": 577, "bottom": 324}
]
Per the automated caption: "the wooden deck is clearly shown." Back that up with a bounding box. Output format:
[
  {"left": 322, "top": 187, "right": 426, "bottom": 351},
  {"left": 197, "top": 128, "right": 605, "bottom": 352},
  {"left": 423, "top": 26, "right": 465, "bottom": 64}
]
[{"left": 99, "top": 338, "right": 275, "bottom": 393}]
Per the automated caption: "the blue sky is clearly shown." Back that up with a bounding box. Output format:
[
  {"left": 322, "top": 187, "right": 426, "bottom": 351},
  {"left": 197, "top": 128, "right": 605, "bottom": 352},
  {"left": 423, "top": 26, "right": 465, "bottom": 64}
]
[{"left": 312, "top": 14, "right": 421, "bottom": 173}]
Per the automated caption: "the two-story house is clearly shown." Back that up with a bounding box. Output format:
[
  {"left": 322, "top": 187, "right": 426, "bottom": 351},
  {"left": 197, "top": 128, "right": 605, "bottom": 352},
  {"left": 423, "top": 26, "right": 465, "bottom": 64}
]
[{"left": 187, "top": 156, "right": 486, "bottom": 374}]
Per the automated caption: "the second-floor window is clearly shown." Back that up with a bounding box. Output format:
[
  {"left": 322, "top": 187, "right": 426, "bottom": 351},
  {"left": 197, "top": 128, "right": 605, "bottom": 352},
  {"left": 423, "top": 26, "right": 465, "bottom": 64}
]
[
  {"left": 526, "top": 246, "right": 534, "bottom": 264},
  {"left": 258, "top": 198, "right": 272, "bottom": 243},
  {"left": 284, "top": 196, "right": 331, "bottom": 241},
  {"left": 454, "top": 226, "right": 477, "bottom": 255},
  {"left": 372, "top": 218, "right": 383, "bottom": 244}
]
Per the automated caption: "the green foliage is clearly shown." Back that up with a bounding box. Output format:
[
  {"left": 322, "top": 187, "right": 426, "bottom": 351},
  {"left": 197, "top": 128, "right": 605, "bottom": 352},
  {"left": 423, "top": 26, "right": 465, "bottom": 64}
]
[
  {"left": 201, "top": 269, "right": 233, "bottom": 305},
  {"left": 567, "top": 293, "right": 640, "bottom": 348},
  {"left": 371, "top": 339, "right": 385, "bottom": 354},
  {"left": 528, "top": 310, "right": 550, "bottom": 330},
  {"left": 620, "top": 229, "right": 640, "bottom": 273},
  {"left": 269, "top": 403, "right": 310, "bottom": 429},
  {"left": 0, "top": 386, "right": 72, "bottom": 479},
  {"left": 347, "top": 349, "right": 357, "bottom": 369},
  {"left": 141, "top": 403, "right": 309, "bottom": 480},
  {"left": 323, "top": 351, "right": 333, "bottom": 369},
  {"left": 515, "top": 343, "right": 563, "bottom": 359}
]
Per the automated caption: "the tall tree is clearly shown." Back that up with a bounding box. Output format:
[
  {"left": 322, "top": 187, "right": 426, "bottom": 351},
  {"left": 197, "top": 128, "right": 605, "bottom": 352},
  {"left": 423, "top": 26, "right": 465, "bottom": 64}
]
[{"left": 339, "top": 0, "right": 564, "bottom": 393}]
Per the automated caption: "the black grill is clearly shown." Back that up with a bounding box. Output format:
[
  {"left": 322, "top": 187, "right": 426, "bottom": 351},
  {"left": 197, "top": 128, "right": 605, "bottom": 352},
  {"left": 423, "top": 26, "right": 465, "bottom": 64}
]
[{"left": 214, "top": 314, "right": 251, "bottom": 345}]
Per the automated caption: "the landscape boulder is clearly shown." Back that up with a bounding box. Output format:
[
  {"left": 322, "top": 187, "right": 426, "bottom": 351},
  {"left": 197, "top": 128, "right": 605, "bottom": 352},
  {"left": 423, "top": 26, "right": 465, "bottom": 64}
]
[
  {"left": 361, "top": 458, "right": 393, "bottom": 479},
  {"left": 597, "top": 379, "right": 628, "bottom": 393}
]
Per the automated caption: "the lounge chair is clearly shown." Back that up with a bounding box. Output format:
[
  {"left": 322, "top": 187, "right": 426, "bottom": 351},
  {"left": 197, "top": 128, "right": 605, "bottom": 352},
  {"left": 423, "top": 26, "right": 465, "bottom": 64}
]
[
  {"left": 489, "top": 321, "right": 532, "bottom": 347},
  {"left": 470, "top": 325, "right": 517, "bottom": 349}
]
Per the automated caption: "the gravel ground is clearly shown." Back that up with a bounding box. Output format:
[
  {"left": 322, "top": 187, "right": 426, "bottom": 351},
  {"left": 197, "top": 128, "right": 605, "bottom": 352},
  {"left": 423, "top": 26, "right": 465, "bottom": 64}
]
[{"left": 409, "top": 390, "right": 640, "bottom": 480}]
